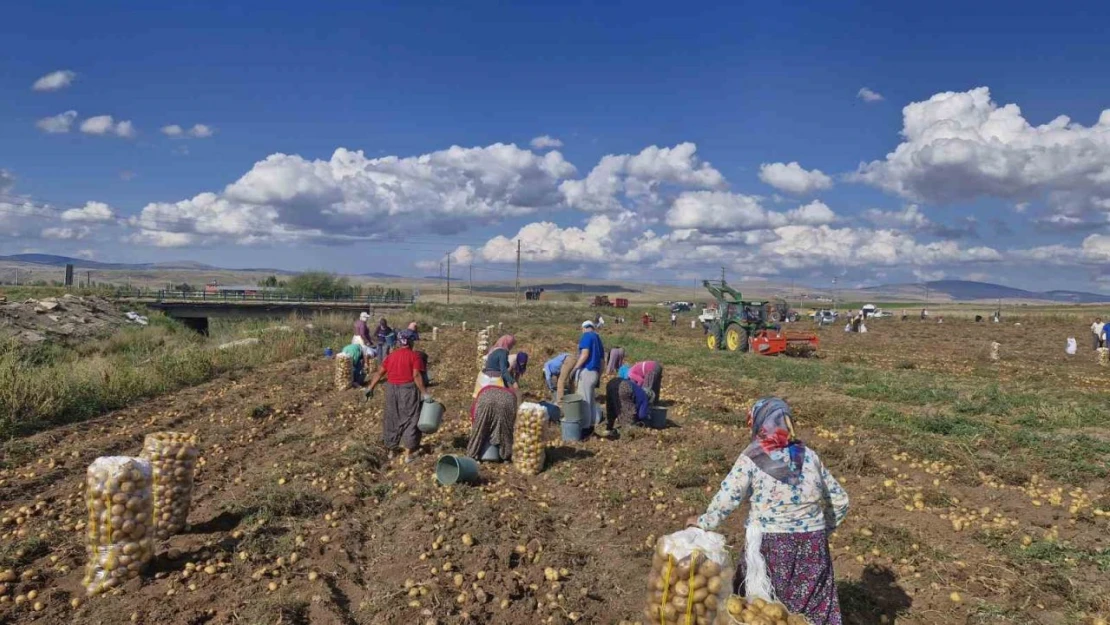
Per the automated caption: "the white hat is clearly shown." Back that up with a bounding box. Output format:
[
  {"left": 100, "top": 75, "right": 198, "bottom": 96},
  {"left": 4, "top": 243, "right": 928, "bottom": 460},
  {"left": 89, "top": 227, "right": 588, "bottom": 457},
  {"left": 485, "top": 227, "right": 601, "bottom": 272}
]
[
  {"left": 582, "top": 320, "right": 595, "bottom": 329},
  {"left": 360, "top": 312, "right": 370, "bottom": 321}
]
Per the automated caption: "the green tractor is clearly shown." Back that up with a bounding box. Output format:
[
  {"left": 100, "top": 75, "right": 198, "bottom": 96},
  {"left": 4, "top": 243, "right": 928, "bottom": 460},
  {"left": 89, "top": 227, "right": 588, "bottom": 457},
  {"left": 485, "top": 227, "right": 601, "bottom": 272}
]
[{"left": 703, "top": 279, "right": 777, "bottom": 352}]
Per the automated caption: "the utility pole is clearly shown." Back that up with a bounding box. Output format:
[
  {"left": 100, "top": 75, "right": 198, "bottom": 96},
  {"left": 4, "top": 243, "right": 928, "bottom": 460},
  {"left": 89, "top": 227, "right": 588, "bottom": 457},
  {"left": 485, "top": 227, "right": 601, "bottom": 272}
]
[
  {"left": 515, "top": 239, "right": 521, "bottom": 306},
  {"left": 446, "top": 252, "right": 451, "bottom": 304},
  {"left": 720, "top": 266, "right": 726, "bottom": 285},
  {"left": 469, "top": 263, "right": 473, "bottom": 296}
]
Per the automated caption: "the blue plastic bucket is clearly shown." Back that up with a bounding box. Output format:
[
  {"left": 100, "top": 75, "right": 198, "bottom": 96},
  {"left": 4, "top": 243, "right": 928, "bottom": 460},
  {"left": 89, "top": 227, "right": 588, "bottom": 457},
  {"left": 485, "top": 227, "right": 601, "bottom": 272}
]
[
  {"left": 649, "top": 406, "right": 668, "bottom": 430},
  {"left": 480, "top": 442, "right": 501, "bottom": 462},
  {"left": 435, "top": 455, "right": 479, "bottom": 485},
  {"left": 324, "top": 347, "right": 334, "bottom": 358},
  {"left": 560, "top": 418, "right": 583, "bottom": 442}
]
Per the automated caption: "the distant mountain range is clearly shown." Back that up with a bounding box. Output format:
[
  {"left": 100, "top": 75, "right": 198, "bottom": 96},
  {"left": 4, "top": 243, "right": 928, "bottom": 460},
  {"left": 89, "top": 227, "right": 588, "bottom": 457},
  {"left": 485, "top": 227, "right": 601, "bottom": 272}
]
[{"left": 866, "top": 280, "right": 1110, "bottom": 304}]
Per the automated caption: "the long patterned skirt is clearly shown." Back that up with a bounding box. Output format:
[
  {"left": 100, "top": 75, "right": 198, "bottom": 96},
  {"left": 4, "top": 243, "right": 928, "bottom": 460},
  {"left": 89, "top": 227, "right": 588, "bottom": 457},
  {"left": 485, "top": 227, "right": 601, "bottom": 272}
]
[
  {"left": 734, "top": 529, "right": 842, "bottom": 625},
  {"left": 604, "top": 378, "right": 637, "bottom": 429},
  {"left": 466, "top": 387, "right": 517, "bottom": 460},
  {"left": 383, "top": 382, "right": 422, "bottom": 452}
]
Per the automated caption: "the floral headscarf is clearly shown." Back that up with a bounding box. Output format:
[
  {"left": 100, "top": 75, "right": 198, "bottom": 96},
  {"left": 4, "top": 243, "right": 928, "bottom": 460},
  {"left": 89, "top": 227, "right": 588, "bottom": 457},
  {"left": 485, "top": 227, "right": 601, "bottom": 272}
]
[
  {"left": 742, "top": 397, "right": 806, "bottom": 485},
  {"left": 488, "top": 334, "right": 515, "bottom": 356}
]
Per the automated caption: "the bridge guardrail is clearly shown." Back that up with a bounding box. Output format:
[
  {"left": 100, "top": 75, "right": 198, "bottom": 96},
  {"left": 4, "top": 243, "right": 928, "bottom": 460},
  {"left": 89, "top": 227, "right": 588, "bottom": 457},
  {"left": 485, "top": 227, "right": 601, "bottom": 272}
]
[{"left": 117, "top": 290, "right": 415, "bottom": 305}]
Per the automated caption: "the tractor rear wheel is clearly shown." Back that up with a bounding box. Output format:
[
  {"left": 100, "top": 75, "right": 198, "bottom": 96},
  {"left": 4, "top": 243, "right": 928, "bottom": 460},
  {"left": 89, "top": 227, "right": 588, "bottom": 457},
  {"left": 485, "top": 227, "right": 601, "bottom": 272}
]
[{"left": 725, "top": 325, "right": 748, "bottom": 352}]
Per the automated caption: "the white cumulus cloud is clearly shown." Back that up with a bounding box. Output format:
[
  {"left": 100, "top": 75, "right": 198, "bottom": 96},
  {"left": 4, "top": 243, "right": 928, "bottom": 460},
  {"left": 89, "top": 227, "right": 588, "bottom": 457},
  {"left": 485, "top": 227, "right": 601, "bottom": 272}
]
[
  {"left": 36, "top": 110, "right": 78, "bottom": 134},
  {"left": 61, "top": 201, "right": 116, "bottom": 223},
  {"left": 560, "top": 143, "right": 726, "bottom": 214},
  {"left": 857, "top": 87, "right": 884, "bottom": 103},
  {"left": 42, "top": 226, "right": 92, "bottom": 240},
  {"left": 163, "top": 124, "right": 214, "bottom": 138},
  {"left": 80, "top": 115, "right": 136, "bottom": 138},
  {"left": 530, "top": 135, "right": 563, "bottom": 149},
  {"left": 758, "top": 162, "right": 833, "bottom": 196},
  {"left": 855, "top": 87, "right": 1110, "bottom": 223},
  {"left": 32, "top": 70, "right": 76, "bottom": 91},
  {"left": 665, "top": 192, "right": 836, "bottom": 231},
  {"left": 129, "top": 143, "right": 578, "bottom": 246}
]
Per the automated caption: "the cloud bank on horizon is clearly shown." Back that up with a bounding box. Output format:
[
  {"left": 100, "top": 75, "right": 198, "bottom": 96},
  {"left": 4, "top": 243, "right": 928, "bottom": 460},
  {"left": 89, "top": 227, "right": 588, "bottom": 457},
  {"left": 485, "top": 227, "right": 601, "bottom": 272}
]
[{"left": 7, "top": 87, "right": 1110, "bottom": 288}]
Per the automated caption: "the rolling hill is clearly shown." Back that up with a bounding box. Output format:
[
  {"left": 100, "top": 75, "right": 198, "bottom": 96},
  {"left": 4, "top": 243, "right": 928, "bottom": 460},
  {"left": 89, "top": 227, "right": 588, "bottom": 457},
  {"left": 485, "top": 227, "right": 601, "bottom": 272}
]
[{"left": 865, "top": 280, "right": 1110, "bottom": 304}]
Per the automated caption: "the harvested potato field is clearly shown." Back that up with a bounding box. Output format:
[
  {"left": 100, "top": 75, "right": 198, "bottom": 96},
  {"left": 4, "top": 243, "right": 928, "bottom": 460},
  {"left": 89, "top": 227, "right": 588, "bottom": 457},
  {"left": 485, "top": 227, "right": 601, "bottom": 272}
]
[{"left": 1, "top": 309, "right": 1109, "bottom": 624}]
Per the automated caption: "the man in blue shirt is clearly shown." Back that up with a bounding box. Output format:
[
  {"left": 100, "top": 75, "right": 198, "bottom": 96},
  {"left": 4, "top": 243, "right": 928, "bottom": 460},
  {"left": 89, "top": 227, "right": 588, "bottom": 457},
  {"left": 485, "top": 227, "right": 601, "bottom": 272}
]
[{"left": 573, "top": 320, "right": 605, "bottom": 435}]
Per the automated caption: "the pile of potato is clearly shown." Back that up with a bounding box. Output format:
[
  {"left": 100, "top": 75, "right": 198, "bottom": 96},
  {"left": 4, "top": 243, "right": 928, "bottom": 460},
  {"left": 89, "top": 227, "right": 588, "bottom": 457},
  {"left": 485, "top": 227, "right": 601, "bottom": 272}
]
[
  {"left": 335, "top": 354, "right": 353, "bottom": 391},
  {"left": 644, "top": 530, "right": 731, "bottom": 625},
  {"left": 513, "top": 402, "right": 547, "bottom": 475},
  {"left": 477, "top": 330, "right": 490, "bottom": 368},
  {"left": 83, "top": 457, "right": 155, "bottom": 596},
  {"left": 723, "top": 595, "right": 810, "bottom": 624},
  {"left": 142, "top": 432, "right": 199, "bottom": 540}
]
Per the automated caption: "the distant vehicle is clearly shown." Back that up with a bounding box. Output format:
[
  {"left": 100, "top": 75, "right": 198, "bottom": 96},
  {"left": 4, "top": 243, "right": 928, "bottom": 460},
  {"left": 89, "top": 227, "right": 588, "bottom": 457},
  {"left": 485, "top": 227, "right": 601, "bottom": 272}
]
[
  {"left": 614, "top": 298, "right": 629, "bottom": 308},
  {"left": 815, "top": 309, "right": 838, "bottom": 325},
  {"left": 590, "top": 295, "right": 613, "bottom": 307},
  {"left": 699, "top": 307, "right": 720, "bottom": 324},
  {"left": 671, "top": 303, "right": 691, "bottom": 313}
]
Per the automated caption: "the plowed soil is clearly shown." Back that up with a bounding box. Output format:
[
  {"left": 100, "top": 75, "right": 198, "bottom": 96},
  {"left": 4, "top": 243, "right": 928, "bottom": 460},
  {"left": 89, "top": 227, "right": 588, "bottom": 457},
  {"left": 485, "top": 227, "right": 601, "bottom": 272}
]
[{"left": 2, "top": 314, "right": 1108, "bottom": 624}]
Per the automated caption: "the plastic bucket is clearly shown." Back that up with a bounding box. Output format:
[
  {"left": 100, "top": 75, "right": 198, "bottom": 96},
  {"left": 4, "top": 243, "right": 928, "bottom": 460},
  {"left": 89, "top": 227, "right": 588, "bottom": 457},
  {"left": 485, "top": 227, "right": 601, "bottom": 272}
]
[
  {"left": 436, "top": 455, "right": 479, "bottom": 485},
  {"left": 560, "top": 393, "right": 585, "bottom": 423},
  {"left": 418, "top": 399, "right": 444, "bottom": 434},
  {"left": 480, "top": 442, "right": 501, "bottom": 462},
  {"left": 560, "top": 418, "right": 583, "bottom": 442},
  {"left": 649, "top": 406, "right": 668, "bottom": 430},
  {"left": 324, "top": 347, "right": 334, "bottom": 358}
]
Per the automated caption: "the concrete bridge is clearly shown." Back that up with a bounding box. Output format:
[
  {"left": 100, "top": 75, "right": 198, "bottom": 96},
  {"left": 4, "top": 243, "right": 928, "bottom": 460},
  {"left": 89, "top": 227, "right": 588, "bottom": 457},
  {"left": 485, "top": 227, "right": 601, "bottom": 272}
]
[{"left": 116, "top": 292, "right": 415, "bottom": 334}]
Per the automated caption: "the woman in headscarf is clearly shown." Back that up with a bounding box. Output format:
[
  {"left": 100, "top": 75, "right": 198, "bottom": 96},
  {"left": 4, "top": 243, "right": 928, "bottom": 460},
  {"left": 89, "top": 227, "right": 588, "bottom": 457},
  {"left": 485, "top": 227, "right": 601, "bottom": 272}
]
[
  {"left": 352, "top": 312, "right": 377, "bottom": 362},
  {"left": 366, "top": 329, "right": 427, "bottom": 464},
  {"left": 473, "top": 335, "right": 518, "bottom": 397},
  {"left": 690, "top": 398, "right": 849, "bottom": 625},
  {"left": 466, "top": 385, "right": 517, "bottom": 462},
  {"left": 604, "top": 346, "right": 625, "bottom": 376},
  {"left": 375, "top": 318, "right": 395, "bottom": 360},
  {"left": 603, "top": 375, "right": 650, "bottom": 433},
  {"left": 626, "top": 360, "right": 663, "bottom": 405}
]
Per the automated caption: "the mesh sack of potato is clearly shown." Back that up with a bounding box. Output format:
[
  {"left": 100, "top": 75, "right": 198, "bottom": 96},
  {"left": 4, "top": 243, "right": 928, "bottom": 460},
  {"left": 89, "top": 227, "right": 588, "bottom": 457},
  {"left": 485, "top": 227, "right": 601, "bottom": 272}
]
[
  {"left": 722, "top": 595, "right": 811, "bottom": 625},
  {"left": 644, "top": 528, "right": 733, "bottom": 625},
  {"left": 335, "top": 354, "right": 353, "bottom": 391},
  {"left": 513, "top": 401, "right": 547, "bottom": 475},
  {"left": 141, "top": 432, "right": 199, "bottom": 540},
  {"left": 83, "top": 457, "right": 155, "bottom": 596}
]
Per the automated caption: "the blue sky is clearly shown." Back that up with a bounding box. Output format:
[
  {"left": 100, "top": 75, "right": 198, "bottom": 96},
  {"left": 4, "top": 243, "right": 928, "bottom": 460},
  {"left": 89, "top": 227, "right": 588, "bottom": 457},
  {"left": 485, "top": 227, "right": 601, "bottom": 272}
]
[{"left": 3, "top": 0, "right": 1110, "bottom": 290}]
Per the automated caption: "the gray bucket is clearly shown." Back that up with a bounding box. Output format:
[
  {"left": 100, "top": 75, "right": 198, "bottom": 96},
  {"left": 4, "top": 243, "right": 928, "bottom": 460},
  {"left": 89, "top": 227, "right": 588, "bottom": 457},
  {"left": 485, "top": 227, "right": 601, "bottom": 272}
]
[
  {"left": 418, "top": 399, "right": 444, "bottom": 434},
  {"left": 560, "top": 393, "right": 585, "bottom": 424},
  {"left": 649, "top": 406, "right": 668, "bottom": 430},
  {"left": 560, "top": 418, "right": 583, "bottom": 442},
  {"left": 480, "top": 442, "right": 501, "bottom": 462},
  {"left": 435, "top": 455, "right": 479, "bottom": 485}
]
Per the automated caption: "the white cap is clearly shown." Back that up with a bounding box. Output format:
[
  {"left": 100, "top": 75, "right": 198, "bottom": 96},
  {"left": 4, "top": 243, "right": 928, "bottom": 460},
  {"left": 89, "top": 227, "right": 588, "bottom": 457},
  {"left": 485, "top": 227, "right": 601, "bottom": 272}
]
[
  {"left": 360, "top": 312, "right": 370, "bottom": 321},
  {"left": 582, "top": 320, "right": 595, "bottom": 329}
]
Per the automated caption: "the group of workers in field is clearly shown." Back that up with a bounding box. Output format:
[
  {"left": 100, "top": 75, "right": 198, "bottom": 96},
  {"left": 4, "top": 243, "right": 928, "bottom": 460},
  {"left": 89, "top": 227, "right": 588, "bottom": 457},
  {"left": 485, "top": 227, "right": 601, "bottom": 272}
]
[
  {"left": 339, "top": 310, "right": 849, "bottom": 625},
  {"left": 339, "top": 313, "right": 430, "bottom": 464},
  {"left": 464, "top": 320, "right": 667, "bottom": 462}
]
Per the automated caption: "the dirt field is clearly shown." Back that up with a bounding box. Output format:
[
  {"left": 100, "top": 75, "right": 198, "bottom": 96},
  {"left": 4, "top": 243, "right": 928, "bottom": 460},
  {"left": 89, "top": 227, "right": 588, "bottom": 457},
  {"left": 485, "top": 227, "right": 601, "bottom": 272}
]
[{"left": 1, "top": 310, "right": 1109, "bottom": 624}]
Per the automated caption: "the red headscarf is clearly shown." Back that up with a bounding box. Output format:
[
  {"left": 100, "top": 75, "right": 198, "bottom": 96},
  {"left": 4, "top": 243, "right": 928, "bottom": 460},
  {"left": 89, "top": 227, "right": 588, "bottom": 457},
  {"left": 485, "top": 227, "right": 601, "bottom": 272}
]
[{"left": 488, "top": 334, "right": 515, "bottom": 356}]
